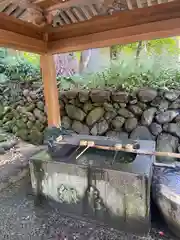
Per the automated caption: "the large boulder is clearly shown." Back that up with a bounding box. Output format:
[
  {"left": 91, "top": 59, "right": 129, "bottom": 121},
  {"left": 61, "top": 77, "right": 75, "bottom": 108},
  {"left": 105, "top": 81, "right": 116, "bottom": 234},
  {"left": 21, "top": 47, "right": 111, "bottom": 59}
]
[
  {"left": 128, "top": 105, "right": 142, "bottom": 116},
  {"left": 86, "top": 107, "right": 104, "bottom": 126},
  {"left": 151, "top": 97, "right": 169, "bottom": 111},
  {"left": 149, "top": 123, "right": 162, "bottom": 136},
  {"left": 130, "top": 126, "right": 153, "bottom": 140},
  {"left": 111, "top": 116, "right": 125, "bottom": 130},
  {"left": 23, "top": 89, "right": 29, "bottom": 97},
  {"left": 78, "top": 90, "right": 89, "bottom": 102},
  {"left": 26, "top": 112, "right": 36, "bottom": 122},
  {"left": 24, "top": 103, "right": 35, "bottom": 114},
  {"left": 137, "top": 102, "right": 147, "bottom": 110},
  {"left": 103, "top": 102, "right": 114, "bottom": 112},
  {"left": 16, "top": 129, "right": 29, "bottom": 141},
  {"left": 163, "top": 123, "right": 180, "bottom": 138},
  {"left": 111, "top": 91, "right": 129, "bottom": 103},
  {"left": 3, "top": 120, "right": 13, "bottom": 132},
  {"left": 141, "top": 108, "right": 156, "bottom": 126},
  {"left": 164, "top": 90, "right": 180, "bottom": 101},
  {"left": 90, "top": 90, "right": 110, "bottom": 103},
  {"left": 16, "top": 120, "right": 27, "bottom": 129},
  {"left": 118, "top": 108, "right": 134, "bottom": 118},
  {"left": 63, "top": 90, "right": 78, "bottom": 100},
  {"left": 156, "top": 133, "right": 178, "bottom": 163},
  {"left": 90, "top": 120, "right": 109, "bottom": 136},
  {"left": 104, "top": 111, "right": 117, "bottom": 121},
  {"left": 61, "top": 116, "right": 72, "bottom": 129},
  {"left": 106, "top": 131, "right": 129, "bottom": 139},
  {"left": 124, "top": 118, "right": 138, "bottom": 132},
  {"left": 33, "top": 108, "right": 46, "bottom": 123},
  {"left": 72, "top": 120, "right": 89, "bottom": 134},
  {"left": 83, "top": 102, "right": 93, "bottom": 113},
  {"left": 27, "top": 121, "right": 34, "bottom": 129},
  {"left": 156, "top": 110, "right": 179, "bottom": 124},
  {"left": 29, "top": 127, "right": 43, "bottom": 145},
  {"left": 169, "top": 99, "right": 180, "bottom": 109},
  {"left": 36, "top": 101, "right": 44, "bottom": 111},
  {"left": 34, "top": 120, "right": 45, "bottom": 132},
  {"left": 65, "top": 104, "right": 86, "bottom": 122},
  {"left": 138, "top": 89, "right": 157, "bottom": 102}
]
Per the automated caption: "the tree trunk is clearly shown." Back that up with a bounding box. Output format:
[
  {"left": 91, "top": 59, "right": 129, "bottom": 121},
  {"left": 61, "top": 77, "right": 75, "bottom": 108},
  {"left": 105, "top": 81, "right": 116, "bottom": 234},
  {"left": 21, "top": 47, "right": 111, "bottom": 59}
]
[
  {"left": 79, "top": 49, "right": 92, "bottom": 73},
  {"left": 135, "top": 41, "right": 143, "bottom": 62}
]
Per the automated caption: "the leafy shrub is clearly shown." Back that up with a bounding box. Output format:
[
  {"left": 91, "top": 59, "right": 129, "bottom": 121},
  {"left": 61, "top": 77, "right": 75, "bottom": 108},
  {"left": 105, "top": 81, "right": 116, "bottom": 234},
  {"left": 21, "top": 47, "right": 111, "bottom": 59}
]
[
  {"left": 2, "top": 56, "right": 40, "bottom": 81},
  {"left": 76, "top": 52, "right": 180, "bottom": 92}
]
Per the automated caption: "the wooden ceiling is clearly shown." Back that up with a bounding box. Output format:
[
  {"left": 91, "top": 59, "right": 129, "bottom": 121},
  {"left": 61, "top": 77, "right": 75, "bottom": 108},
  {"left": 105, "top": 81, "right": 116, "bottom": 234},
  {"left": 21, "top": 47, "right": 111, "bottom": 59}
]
[
  {"left": 0, "top": 0, "right": 179, "bottom": 54},
  {"left": 0, "top": 0, "right": 173, "bottom": 27}
]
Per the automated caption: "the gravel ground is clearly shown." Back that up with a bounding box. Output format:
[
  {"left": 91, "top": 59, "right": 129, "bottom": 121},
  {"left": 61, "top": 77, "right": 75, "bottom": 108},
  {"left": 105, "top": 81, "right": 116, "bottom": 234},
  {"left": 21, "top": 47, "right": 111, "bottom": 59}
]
[
  {"left": 0, "top": 177, "right": 178, "bottom": 240},
  {"left": 0, "top": 128, "right": 46, "bottom": 191},
  {"left": 0, "top": 129, "right": 177, "bottom": 240}
]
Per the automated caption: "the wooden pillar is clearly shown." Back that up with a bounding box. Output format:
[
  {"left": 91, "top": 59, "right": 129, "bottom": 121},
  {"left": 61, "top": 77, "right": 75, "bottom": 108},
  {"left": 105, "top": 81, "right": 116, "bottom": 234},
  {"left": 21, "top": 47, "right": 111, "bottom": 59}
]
[{"left": 40, "top": 54, "right": 61, "bottom": 127}]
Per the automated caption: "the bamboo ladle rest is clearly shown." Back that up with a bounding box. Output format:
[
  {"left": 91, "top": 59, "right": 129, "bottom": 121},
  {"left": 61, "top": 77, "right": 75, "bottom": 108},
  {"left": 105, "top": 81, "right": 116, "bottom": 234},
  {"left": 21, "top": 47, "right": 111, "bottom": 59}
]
[{"left": 55, "top": 137, "right": 180, "bottom": 162}]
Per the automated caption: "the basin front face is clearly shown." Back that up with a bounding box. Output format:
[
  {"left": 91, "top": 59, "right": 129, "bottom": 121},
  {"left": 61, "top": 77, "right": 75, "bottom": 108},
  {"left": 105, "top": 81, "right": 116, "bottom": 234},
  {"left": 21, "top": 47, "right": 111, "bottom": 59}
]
[{"left": 29, "top": 137, "right": 155, "bottom": 234}]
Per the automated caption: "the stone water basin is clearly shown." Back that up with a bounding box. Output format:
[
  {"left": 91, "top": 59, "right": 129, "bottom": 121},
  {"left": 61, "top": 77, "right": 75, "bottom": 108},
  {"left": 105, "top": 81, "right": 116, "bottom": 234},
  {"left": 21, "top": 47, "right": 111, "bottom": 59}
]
[
  {"left": 29, "top": 135, "right": 155, "bottom": 235},
  {"left": 152, "top": 165, "right": 180, "bottom": 238}
]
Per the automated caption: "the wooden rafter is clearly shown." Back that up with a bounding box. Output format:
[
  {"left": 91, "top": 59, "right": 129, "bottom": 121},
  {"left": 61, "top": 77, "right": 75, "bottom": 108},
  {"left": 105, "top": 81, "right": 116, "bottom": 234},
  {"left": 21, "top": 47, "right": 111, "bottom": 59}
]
[
  {"left": 0, "top": 29, "right": 46, "bottom": 53},
  {"left": 0, "top": 12, "right": 46, "bottom": 53},
  {"left": 0, "top": 1, "right": 179, "bottom": 54},
  {"left": 0, "top": 12, "right": 44, "bottom": 39},
  {"left": 47, "top": 1, "right": 180, "bottom": 41},
  {"left": 47, "top": 18, "right": 180, "bottom": 53},
  {"left": 35, "top": 0, "right": 98, "bottom": 11}
]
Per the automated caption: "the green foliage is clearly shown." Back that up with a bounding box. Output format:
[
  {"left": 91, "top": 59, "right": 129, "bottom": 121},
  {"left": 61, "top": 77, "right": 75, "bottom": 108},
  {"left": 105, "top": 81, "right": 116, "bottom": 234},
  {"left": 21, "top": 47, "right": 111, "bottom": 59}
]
[
  {"left": 21, "top": 52, "right": 40, "bottom": 67},
  {"left": 111, "top": 38, "right": 180, "bottom": 57},
  {"left": 0, "top": 48, "right": 7, "bottom": 58},
  {"left": 146, "top": 38, "right": 180, "bottom": 55},
  {"left": 0, "top": 48, "right": 41, "bottom": 82},
  {"left": 2, "top": 56, "right": 40, "bottom": 81},
  {"left": 111, "top": 42, "right": 138, "bottom": 56},
  {"left": 67, "top": 52, "right": 180, "bottom": 92}
]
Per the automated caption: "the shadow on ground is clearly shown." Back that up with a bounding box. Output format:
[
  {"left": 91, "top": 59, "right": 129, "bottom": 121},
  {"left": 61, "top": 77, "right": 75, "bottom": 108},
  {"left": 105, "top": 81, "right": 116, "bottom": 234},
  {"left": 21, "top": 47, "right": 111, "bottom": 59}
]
[{"left": 0, "top": 176, "right": 178, "bottom": 240}]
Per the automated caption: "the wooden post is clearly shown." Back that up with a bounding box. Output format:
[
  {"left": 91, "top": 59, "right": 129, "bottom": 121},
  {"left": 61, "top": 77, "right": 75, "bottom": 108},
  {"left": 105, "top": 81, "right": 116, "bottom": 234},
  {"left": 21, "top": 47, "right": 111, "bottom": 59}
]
[{"left": 40, "top": 54, "right": 61, "bottom": 127}]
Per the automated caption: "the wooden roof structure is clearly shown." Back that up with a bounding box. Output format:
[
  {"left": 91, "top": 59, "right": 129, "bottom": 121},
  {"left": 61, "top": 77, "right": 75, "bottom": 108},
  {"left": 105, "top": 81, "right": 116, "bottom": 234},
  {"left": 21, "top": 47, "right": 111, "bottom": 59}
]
[
  {"left": 0, "top": 0, "right": 180, "bottom": 126},
  {"left": 1, "top": 0, "right": 180, "bottom": 54}
]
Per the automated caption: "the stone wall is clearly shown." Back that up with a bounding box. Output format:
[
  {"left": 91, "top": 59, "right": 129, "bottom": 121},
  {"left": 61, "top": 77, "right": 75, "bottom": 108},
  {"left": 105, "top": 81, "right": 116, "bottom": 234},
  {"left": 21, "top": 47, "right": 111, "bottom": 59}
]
[
  {"left": 0, "top": 81, "right": 46, "bottom": 145},
  {"left": 60, "top": 88, "right": 180, "bottom": 162},
  {"left": 1, "top": 83, "right": 180, "bottom": 162}
]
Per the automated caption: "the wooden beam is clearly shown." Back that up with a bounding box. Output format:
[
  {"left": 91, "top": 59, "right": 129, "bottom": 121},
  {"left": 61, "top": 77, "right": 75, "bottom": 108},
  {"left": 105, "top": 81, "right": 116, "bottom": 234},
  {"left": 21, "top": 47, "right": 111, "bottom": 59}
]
[
  {"left": 35, "top": 0, "right": 98, "bottom": 11},
  {"left": 40, "top": 54, "right": 61, "bottom": 127},
  {"left": 47, "top": 18, "right": 180, "bottom": 54},
  {"left": 0, "top": 29, "right": 46, "bottom": 53},
  {"left": 0, "top": 12, "right": 44, "bottom": 40},
  {"left": 47, "top": 1, "right": 180, "bottom": 42},
  {"left": 34, "top": 0, "right": 70, "bottom": 9},
  {"left": 0, "top": 13, "right": 46, "bottom": 53}
]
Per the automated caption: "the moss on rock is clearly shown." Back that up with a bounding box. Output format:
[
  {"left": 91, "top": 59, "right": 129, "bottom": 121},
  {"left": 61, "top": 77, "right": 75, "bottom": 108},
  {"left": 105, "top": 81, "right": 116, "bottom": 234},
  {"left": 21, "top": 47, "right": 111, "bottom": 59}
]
[
  {"left": 16, "top": 129, "right": 29, "bottom": 141},
  {"left": 29, "top": 127, "right": 43, "bottom": 145}
]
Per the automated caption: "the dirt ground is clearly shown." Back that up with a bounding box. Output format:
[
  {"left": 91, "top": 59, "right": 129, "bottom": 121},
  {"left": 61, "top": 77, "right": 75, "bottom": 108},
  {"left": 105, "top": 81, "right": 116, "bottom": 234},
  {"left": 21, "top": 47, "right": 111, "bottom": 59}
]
[{"left": 0, "top": 176, "right": 177, "bottom": 240}]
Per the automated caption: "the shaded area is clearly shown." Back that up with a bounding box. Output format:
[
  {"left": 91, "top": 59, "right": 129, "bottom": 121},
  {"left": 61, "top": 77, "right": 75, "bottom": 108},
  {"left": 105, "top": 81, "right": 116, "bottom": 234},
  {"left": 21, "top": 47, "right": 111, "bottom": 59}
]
[{"left": 0, "top": 176, "right": 178, "bottom": 240}]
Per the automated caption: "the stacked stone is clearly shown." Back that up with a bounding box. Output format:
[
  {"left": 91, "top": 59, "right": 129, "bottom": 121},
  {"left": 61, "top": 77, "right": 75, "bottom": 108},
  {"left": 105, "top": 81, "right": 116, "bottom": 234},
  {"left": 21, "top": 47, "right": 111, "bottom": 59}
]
[
  {"left": 1, "top": 81, "right": 180, "bottom": 160},
  {"left": 0, "top": 83, "right": 47, "bottom": 145},
  {"left": 60, "top": 88, "right": 180, "bottom": 162}
]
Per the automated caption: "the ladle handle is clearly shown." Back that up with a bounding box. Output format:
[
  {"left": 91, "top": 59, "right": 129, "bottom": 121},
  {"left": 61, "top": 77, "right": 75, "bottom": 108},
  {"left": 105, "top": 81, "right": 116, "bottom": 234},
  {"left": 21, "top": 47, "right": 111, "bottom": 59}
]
[{"left": 79, "top": 140, "right": 180, "bottom": 159}]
